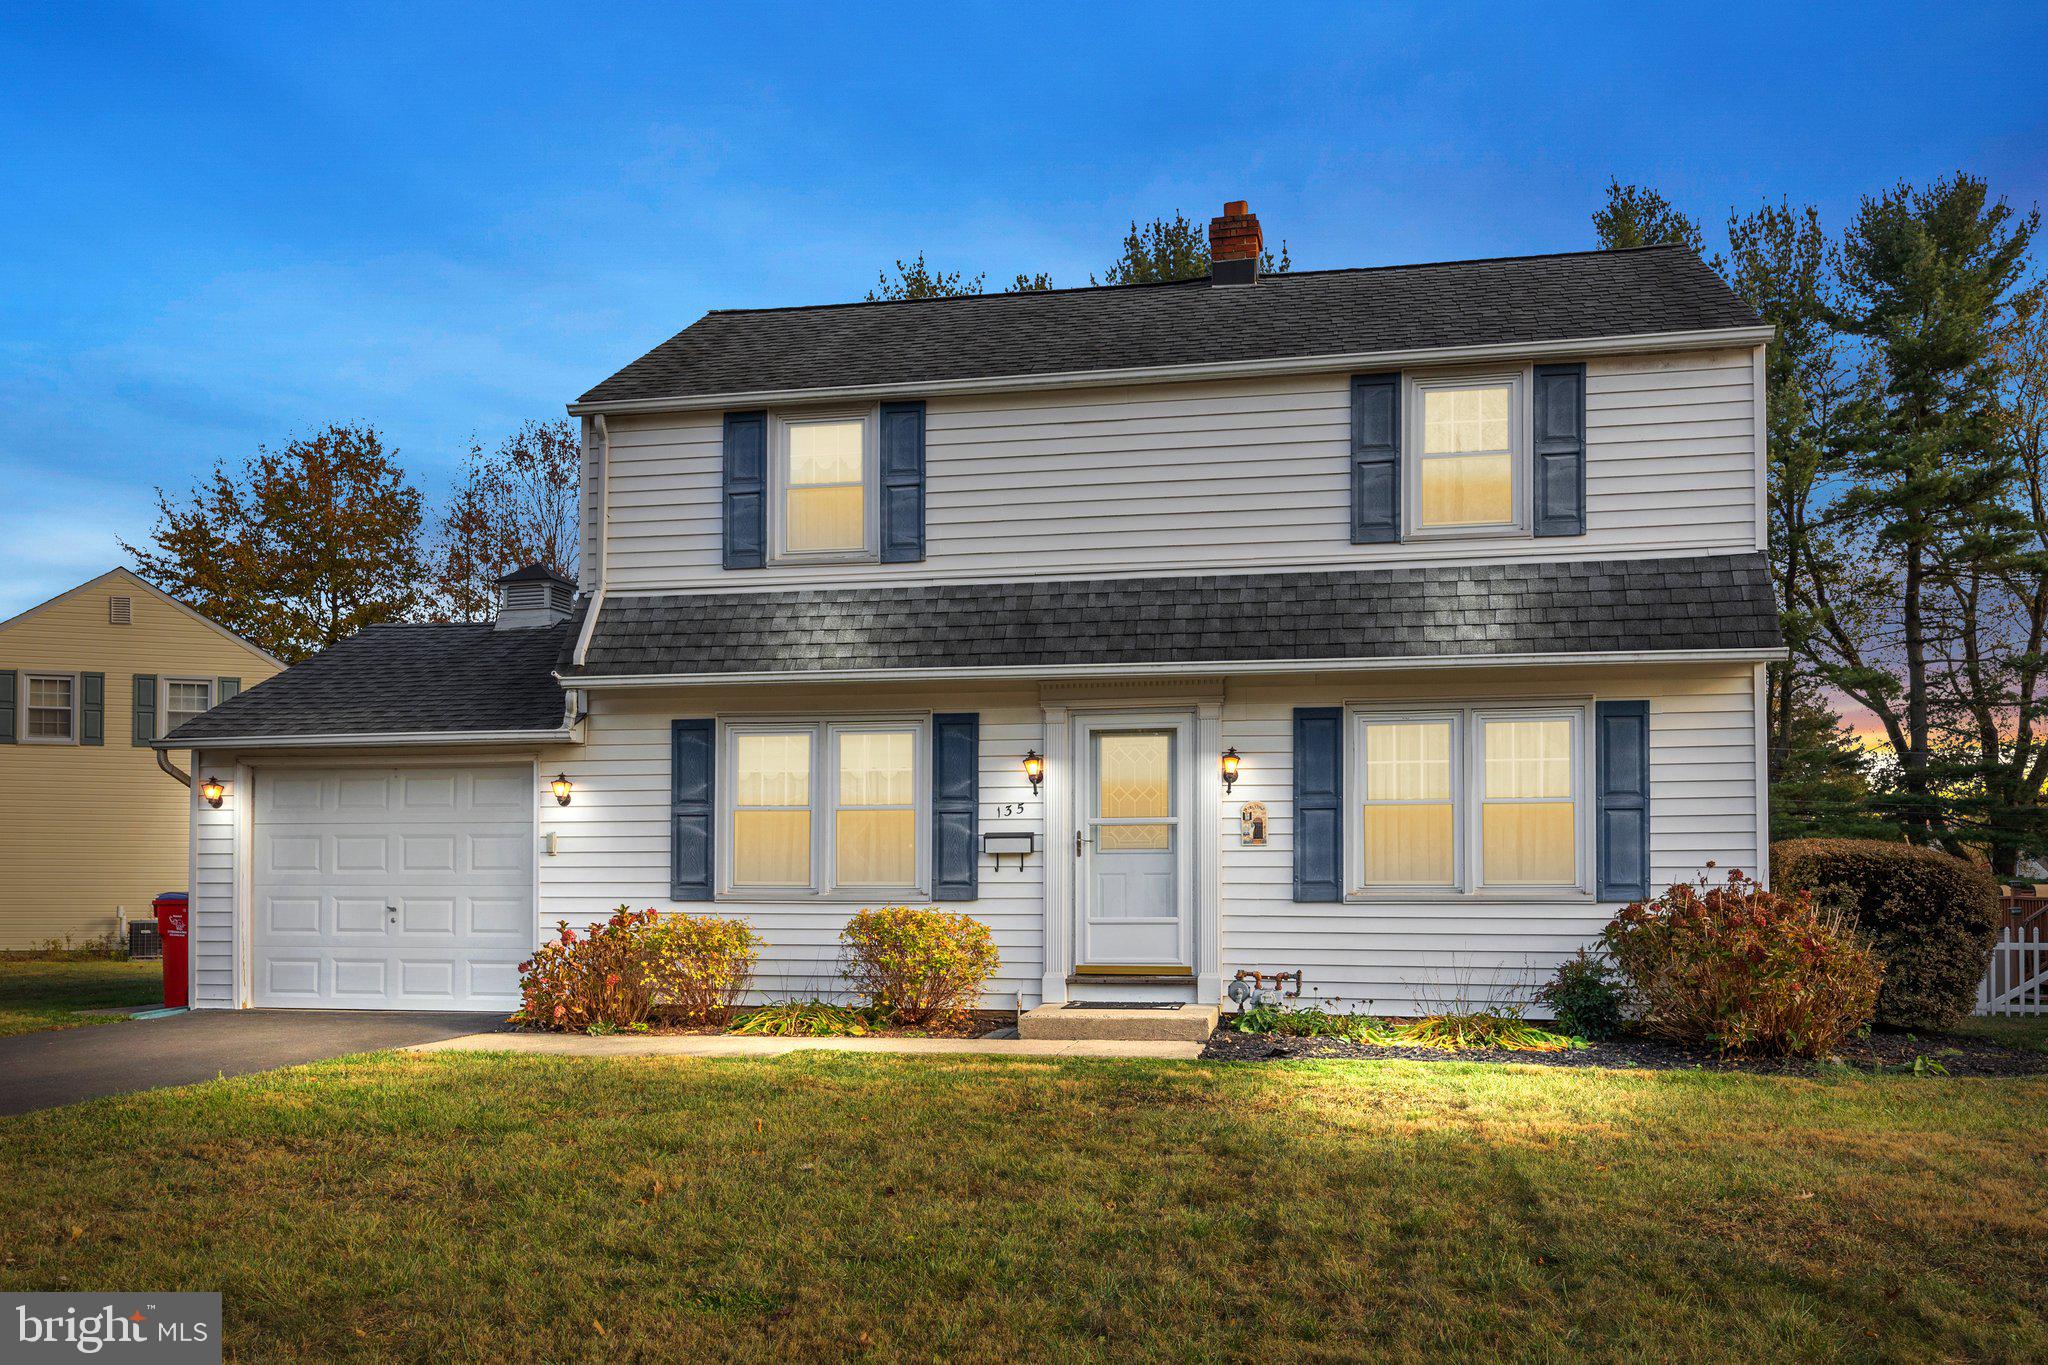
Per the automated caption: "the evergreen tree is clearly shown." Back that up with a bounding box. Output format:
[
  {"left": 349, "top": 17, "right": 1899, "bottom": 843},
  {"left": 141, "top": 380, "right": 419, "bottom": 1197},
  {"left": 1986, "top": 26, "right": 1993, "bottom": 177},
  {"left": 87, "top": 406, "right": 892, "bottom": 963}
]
[
  {"left": 1091, "top": 211, "right": 1290, "bottom": 285},
  {"left": 1593, "top": 180, "right": 1707, "bottom": 254}
]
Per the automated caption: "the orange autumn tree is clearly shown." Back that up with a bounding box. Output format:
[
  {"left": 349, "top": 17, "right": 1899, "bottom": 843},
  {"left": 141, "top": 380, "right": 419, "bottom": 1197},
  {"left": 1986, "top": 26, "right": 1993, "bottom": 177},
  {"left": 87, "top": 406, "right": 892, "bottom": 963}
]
[{"left": 124, "top": 421, "right": 432, "bottom": 663}]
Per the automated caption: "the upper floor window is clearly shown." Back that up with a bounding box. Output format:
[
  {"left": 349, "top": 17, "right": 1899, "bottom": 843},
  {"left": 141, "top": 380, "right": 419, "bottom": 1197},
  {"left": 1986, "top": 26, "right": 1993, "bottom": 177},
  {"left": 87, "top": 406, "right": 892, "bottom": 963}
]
[
  {"left": 24, "top": 673, "right": 77, "bottom": 743},
  {"left": 774, "top": 412, "right": 876, "bottom": 562},
  {"left": 1411, "top": 375, "right": 1523, "bottom": 533},
  {"left": 1348, "top": 702, "right": 1587, "bottom": 896},
  {"left": 162, "top": 678, "right": 214, "bottom": 736}
]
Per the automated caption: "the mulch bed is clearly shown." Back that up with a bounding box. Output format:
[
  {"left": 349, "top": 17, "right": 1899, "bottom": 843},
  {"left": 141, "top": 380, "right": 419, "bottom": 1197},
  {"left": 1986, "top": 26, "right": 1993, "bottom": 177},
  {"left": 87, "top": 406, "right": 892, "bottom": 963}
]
[{"left": 1202, "top": 1026, "right": 2048, "bottom": 1077}]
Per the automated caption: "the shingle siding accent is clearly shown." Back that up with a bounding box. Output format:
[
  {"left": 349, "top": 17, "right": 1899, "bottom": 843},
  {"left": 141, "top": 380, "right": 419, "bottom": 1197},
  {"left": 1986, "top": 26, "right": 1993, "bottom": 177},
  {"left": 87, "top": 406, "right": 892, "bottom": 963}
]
[
  {"left": 579, "top": 247, "right": 1761, "bottom": 406},
  {"left": 567, "top": 553, "right": 1779, "bottom": 679},
  {"left": 163, "top": 619, "right": 577, "bottom": 743}
]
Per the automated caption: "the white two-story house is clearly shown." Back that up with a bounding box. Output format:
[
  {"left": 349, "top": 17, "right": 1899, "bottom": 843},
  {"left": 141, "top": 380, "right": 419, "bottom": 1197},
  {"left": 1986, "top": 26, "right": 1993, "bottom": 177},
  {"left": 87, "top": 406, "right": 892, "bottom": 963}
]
[{"left": 162, "top": 203, "right": 1781, "bottom": 1017}]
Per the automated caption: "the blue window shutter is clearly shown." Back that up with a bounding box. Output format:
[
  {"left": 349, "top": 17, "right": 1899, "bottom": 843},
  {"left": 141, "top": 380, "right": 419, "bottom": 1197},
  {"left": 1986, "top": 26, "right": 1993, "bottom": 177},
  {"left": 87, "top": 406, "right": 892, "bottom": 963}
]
[
  {"left": 1532, "top": 363, "right": 1587, "bottom": 537},
  {"left": 132, "top": 675, "right": 158, "bottom": 746},
  {"left": 932, "top": 713, "right": 979, "bottom": 901},
  {"left": 1350, "top": 373, "right": 1402, "bottom": 544},
  {"left": 216, "top": 677, "right": 241, "bottom": 702},
  {"left": 0, "top": 671, "right": 15, "bottom": 743},
  {"left": 1293, "top": 707, "right": 1344, "bottom": 901},
  {"left": 722, "top": 411, "right": 767, "bottom": 569},
  {"left": 879, "top": 401, "right": 926, "bottom": 563},
  {"left": 670, "top": 718, "right": 716, "bottom": 900},
  {"left": 80, "top": 673, "right": 105, "bottom": 746},
  {"left": 1596, "top": 700, "right": 1651, "bottom": 901}
]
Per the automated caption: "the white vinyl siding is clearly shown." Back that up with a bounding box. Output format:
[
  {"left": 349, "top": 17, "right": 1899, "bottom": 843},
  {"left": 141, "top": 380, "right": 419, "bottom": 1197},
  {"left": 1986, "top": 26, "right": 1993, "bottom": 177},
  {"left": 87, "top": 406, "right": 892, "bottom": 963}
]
[
  {"left": 598, "top": 348, "right": 1760, "bottom": 594},
  {"left": 188, "top": 663, "right": 1761, "bottom": 1015}
]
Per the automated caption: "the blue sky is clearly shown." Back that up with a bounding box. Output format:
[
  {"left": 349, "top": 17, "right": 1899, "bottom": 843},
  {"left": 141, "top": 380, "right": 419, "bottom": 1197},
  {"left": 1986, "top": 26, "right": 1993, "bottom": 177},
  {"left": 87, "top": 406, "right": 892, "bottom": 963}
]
[{"left": 2, "top": 1, "right": 2044, "bottom": 617}]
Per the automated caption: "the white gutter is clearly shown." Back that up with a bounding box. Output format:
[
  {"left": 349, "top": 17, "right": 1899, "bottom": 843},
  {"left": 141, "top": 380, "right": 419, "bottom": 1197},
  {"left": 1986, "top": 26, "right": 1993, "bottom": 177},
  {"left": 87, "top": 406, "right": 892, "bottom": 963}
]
[
  {"left": 566, "top": 326, "right": 1775, "bottom": 417},
  {"left": 573, "top": 415, "right": 609, "bottom": 667},
  {"left": 560, "top": 646, "right": 1788, "bottom": 690},
  {"left": 151, "top": 727, "right": 579, "bottom": 751}
]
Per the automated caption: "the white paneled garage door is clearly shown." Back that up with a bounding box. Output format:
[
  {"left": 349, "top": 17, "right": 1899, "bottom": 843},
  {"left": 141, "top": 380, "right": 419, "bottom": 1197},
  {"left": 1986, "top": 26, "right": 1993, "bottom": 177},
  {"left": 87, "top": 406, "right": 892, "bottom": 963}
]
[{"left": 253, "top": 763, "right": 533, "bottom": 1010}]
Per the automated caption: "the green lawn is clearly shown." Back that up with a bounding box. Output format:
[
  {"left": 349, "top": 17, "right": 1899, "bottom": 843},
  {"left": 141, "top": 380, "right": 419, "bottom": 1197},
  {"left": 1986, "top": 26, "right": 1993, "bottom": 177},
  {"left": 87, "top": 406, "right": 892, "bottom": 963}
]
[
  {"left": 0, "top": 958, "right": 161, "bottom": 1036},
  {"left": 1949, "top": 1014, "right": 2048, "bottom": 1053},
  {"left": 1, "top": 1053, "right": 2044, "bottom": 1361}
]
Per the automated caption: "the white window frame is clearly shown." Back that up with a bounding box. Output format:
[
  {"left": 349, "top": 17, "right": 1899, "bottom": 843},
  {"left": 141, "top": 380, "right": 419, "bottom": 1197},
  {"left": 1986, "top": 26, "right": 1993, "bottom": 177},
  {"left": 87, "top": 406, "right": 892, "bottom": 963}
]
[
  {"left": 1344, "top": 700, "right": 1592, "bottom": 900},
  {"left": 1351, "top": 709, "right": 1464, "bottom": 894},
  {"left": 21, "top": 671, "right": 79, "bottom": 745},
  {"left": 159, "top": 676, "right": 215, "bottom": 738},
  {"left": 769, "top": 407, "right": 881, "bottom": 565},
  {"left": 1404, "top": 370, "right": 1529, "bottom": 539},
  {"left": 718, "top": 716, "right": 930, "bottom": 901}
]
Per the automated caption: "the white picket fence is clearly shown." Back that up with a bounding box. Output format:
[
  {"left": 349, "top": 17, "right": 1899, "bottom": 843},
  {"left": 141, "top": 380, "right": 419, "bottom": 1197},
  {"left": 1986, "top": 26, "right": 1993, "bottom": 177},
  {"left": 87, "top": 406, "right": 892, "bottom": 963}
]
[{"left": 1977, "top": 920, "right": 2048, "bottom": 1017}]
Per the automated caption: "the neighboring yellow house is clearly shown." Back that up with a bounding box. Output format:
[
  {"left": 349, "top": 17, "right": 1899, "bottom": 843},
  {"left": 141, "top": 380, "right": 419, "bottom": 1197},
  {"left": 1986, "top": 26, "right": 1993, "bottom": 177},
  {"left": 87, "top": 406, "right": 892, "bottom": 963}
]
[{"left": 0, "top": 568, "right": 280, "bottom": 950}]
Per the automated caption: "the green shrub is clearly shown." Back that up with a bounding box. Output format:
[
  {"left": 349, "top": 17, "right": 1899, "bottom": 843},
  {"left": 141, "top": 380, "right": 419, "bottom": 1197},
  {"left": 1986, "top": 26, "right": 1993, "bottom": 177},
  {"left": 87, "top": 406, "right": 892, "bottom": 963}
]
[
  {"left": 1232, "top": 1003, "right": 1384, "bottom": 1042},
  {"left": 1771, "top": 839, "right": 2003, "bottom": 1029},
  {"left": 516, "top": 907, "right": 759, "bottom": 1032},
  {"left": 1536, "top": 950, "right": 1626, "bottom": 1041},
  {"left": 729, "top": 1001, "right": 873, "bottom": 1037},
  {"left": 841, "top": 906, "right": 1000, "bottom": 1026},
  {"left": 1602, "top": 868, "right": 1881, "bottom": 1057}
]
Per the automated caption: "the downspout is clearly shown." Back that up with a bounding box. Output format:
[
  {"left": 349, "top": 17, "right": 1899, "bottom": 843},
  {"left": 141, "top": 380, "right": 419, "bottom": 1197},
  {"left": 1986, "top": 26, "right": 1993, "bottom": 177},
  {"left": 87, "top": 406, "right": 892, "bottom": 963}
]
[
  {"left": 156, "top": 748, "right": 191, "bottom": 787},
  {"left": 572, "top": 413, "right": 610, "bottom": 668}
]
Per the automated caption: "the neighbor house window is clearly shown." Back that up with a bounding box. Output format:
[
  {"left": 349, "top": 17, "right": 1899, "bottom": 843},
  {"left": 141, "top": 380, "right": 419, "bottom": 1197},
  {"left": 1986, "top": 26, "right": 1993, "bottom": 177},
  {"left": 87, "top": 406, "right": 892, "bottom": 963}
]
[
  {"left": 723, "top": 719, "right": 926, "bottom": 896},
  {"left": 23, "top": 674, "right": 76, "bottom": 743},
  {"left": 1349, "top": 704, "right": 1586, "bottom": 895},
  {"left": 162, "top": 678, "right": 214, "bottom": 736},
  {"left": 774, "top": 413, "right": 874, "bottom": 560},
  {"left": 1411, "top": 376, "right": 1521, "bottom": 532}
]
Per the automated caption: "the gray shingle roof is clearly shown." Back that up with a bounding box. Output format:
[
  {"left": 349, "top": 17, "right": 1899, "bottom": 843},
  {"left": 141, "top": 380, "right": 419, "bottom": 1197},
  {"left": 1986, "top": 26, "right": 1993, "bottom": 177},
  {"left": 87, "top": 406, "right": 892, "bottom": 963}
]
[
  {"left": 566, "top": 553, "right": 1781, "bottom": 679},
  {"left": 162, "top": 620, "right": 576, "bottom": 744},
  {"left": 578, "top": 246, "right": 1762, "bottom": 406}
]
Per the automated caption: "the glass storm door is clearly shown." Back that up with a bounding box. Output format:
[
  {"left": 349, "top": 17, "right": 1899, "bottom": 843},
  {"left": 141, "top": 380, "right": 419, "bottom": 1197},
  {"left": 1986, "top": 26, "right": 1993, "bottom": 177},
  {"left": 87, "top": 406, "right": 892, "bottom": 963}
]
[{"left": 1076, "top": 717, "right": 1193, "bottom": 973}]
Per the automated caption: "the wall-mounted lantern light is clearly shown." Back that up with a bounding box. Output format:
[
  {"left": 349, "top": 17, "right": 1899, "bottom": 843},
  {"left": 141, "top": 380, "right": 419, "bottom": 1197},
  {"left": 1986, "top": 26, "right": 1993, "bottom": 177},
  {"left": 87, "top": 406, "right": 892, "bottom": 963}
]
[
  {"left": 1220, "top": 748, "right": 1241, "bottom": 795},
  {"left": 1021, "top": 750, "right": 1044, "bottom": 796},
  {"left": 549, "top": 774, "right": 574, "bottom": 807},
  {"left": 199, "top": 775, "right": 225, "bottom": 809}
]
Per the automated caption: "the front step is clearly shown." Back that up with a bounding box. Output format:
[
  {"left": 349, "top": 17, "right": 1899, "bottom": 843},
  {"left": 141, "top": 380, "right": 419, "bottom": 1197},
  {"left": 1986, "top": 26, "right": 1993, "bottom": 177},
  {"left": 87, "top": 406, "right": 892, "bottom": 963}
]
[{"left": 1018, "top": 1002, "right": 1219, "bottom": 1043}]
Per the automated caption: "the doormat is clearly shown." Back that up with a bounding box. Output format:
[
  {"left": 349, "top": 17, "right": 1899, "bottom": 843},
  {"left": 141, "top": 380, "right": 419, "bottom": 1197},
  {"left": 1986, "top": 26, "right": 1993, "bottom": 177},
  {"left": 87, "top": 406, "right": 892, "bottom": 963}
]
[{"left": 1062, "top": 1002, "right": 1184, "bottom": 1010}]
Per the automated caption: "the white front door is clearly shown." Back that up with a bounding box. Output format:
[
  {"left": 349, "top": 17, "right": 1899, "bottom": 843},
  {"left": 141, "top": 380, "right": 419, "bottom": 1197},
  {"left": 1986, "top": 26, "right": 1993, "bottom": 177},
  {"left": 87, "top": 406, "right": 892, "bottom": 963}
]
[
  {"left": 252, "top": 763, "right": 534, "bottom": 1010},
  {"left": 1075, "top": 715, "right": 1194, "bottom": 974}
]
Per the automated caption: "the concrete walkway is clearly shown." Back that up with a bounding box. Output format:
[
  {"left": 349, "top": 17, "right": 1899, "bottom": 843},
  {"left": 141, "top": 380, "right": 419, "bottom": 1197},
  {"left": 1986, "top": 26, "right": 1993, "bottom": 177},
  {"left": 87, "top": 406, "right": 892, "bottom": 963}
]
[
  {"left": 411, "top": 1031, "right": 1206, "bottom": 1060},
  {"left": 0, "top": 1009, "right": 510, "bottom": 1117}
]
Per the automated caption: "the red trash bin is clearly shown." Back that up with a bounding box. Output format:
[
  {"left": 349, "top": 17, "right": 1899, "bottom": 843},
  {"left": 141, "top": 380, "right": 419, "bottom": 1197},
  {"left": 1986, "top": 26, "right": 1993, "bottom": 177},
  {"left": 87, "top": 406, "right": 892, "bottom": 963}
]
[{"left": 153, "top": 892, "right": 189, "bottom": 1009}]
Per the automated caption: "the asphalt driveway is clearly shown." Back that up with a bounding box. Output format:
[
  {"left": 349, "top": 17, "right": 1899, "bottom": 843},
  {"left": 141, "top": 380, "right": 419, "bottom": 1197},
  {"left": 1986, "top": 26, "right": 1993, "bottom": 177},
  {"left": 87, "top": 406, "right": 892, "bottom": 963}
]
[{"left": 0, "top": 1009, "right": 508, "bottom": 1117}]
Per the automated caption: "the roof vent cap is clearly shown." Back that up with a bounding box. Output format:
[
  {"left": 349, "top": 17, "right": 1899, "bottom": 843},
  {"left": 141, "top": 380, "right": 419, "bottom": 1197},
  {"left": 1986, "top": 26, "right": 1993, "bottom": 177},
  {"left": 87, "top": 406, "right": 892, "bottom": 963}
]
[{"left": 493, "top": 564, "right": 576, "bottom": 630}]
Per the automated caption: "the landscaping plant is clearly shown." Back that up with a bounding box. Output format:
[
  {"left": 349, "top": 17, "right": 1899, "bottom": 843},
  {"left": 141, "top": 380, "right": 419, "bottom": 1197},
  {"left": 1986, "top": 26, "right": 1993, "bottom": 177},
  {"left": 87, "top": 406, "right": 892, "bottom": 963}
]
[
  {"left": 1536, "top": 950, "right": 1626, "bottom": 1041},
  {"left": 1232, "top": 1003, "right": 1389, "bottom": 1043},
  {"left": 1602, "top": 867, "right": 1881, "bottom": 1057},
  {"left": 729, "top": 1001, "right": 874, "bottom": 1037},
  {"left": 1771, "top": 838, "right": 2003, "bottom": 1029},
  {"left": 1397, "top": 1012, "right": 1580, "bottom": 1052},
  {"left": 840, "top": 906, "right": 1000, "bottom": 1026},
  {"left": 515, "top": 907, "right": 760, "bottom": 1032}
]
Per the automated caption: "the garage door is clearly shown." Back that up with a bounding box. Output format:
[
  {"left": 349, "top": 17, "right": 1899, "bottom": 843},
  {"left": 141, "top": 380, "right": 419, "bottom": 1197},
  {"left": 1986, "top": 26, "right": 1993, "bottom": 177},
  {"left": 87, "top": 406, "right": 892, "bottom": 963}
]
[{"left": 253, "top": 764, "right": 533, "bottom": 1010}]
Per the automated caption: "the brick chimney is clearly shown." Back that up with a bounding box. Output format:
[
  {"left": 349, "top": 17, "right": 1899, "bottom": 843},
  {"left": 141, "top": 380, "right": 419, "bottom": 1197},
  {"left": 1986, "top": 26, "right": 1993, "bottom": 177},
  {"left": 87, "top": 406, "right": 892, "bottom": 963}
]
[{"left": 1208, "top": 200, "right": 1263, "bottom": 285}]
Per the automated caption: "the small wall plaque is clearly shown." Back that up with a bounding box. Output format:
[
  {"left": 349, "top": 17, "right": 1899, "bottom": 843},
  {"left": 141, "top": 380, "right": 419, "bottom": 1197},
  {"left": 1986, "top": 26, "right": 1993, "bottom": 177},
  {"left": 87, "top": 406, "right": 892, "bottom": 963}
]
[{"left": 1239, "top": 801, "right": 1268, "bottom": 846}]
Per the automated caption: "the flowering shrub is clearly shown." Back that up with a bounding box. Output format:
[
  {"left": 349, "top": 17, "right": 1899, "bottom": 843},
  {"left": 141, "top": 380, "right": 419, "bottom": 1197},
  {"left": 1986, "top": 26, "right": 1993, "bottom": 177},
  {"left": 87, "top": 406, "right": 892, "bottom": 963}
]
[
  {"left": 1601, "top": 868, "right": 1881, "bottom": 1057},
  {"left": 841, "top": 906, "right": 999, "bottom": 1026},
  {"left": 515, "top": 907, "right": 759, "bottom": 1032}
]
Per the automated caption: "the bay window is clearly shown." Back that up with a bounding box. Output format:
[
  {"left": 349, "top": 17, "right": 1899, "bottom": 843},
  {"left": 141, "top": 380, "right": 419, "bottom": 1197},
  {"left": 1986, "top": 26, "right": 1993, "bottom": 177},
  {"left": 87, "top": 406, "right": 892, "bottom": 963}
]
[
  {"left": 723, "top": 719, "right": 926, "bottom": 897},
  {"left": 1349, "top": 703, "right": 1587, "bottom": 895}
]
